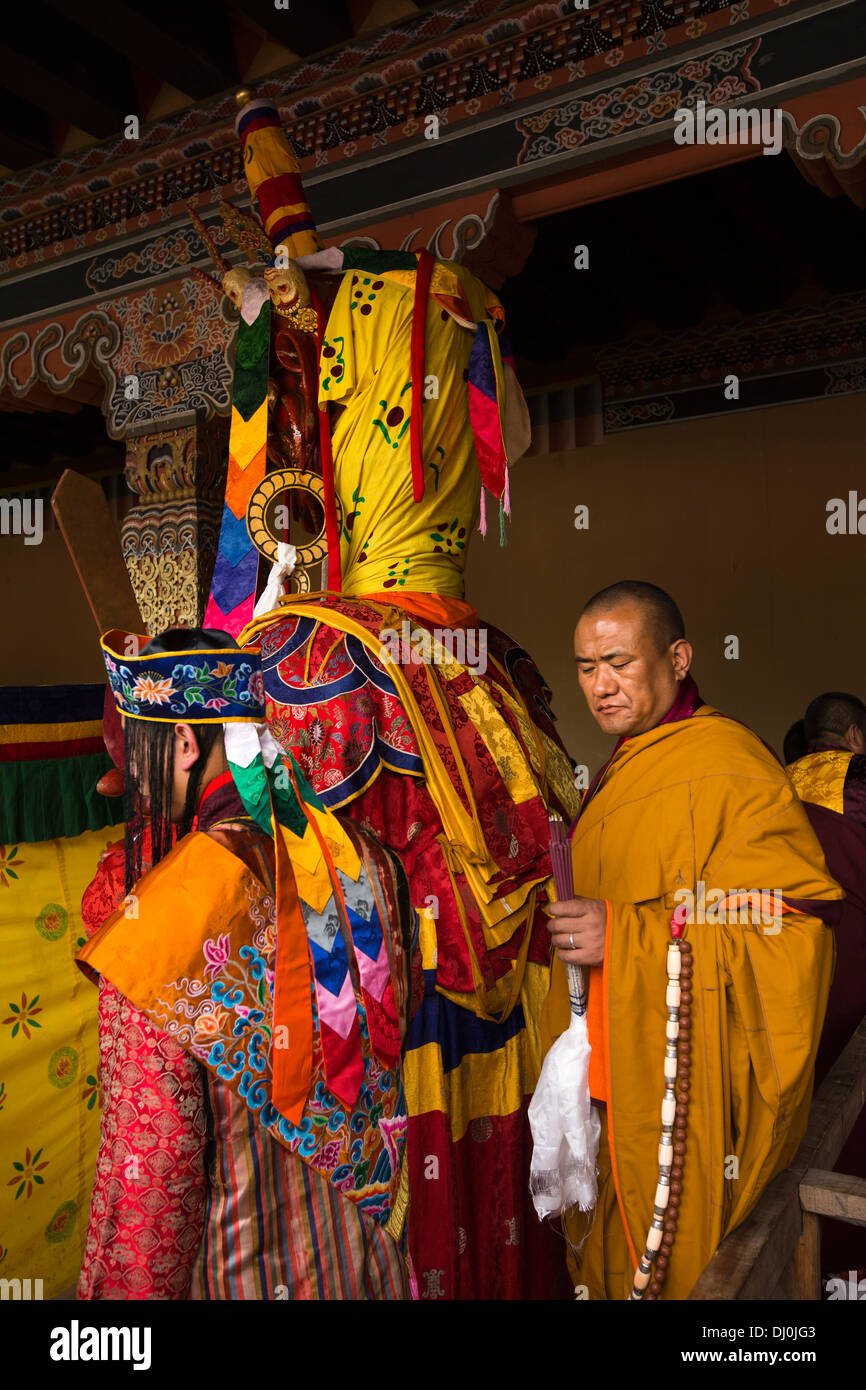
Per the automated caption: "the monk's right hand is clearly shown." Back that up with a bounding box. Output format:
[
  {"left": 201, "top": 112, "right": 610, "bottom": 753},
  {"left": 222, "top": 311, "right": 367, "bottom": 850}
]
[{"left": 545, "top": 897, "right": 607, "bottom": 967}]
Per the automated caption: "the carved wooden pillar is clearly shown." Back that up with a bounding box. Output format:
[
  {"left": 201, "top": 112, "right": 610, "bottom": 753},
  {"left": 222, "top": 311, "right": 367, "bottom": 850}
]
[{"left": 121, "top": 414, "right": 228, "bottom": 634}]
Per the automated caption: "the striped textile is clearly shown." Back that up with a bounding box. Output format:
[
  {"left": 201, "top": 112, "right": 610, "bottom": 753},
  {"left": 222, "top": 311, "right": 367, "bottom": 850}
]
[
  {"left": 236, "top": 99, "right": 322, "bottom": 257},
  {"left": 0, "top": 683, "right": 119, "bottom": 842},
  {"left": 203, "top": 301, "right": 271, "bottom": 637},
  {"left": 190, "top": 1077, "right": 408, "bottom": 1301}
]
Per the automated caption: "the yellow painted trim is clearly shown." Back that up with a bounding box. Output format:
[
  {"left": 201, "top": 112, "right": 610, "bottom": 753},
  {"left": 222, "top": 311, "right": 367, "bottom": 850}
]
[{"left": 0, "top": 720, "right": 103, "bottom": 745}]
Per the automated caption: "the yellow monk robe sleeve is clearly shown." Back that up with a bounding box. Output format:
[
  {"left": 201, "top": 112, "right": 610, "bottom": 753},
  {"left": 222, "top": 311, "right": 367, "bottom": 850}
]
[{"left": 691, "top": 769, "right": 840, "bottom": 1230}]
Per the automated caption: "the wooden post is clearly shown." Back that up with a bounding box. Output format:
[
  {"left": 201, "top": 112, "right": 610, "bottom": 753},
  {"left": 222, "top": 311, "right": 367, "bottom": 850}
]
[
  {"left": 790, "top": 1211, "right": 821, "bottom": 1300},
  {"left": 689, "top": 1017, "right": 866, "bottom": 1299}
]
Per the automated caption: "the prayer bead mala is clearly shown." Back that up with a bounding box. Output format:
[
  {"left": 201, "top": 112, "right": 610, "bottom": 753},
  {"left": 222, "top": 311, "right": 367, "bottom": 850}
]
[{"left": 628, "top": 920, "right": 692, "bottom": 1301}]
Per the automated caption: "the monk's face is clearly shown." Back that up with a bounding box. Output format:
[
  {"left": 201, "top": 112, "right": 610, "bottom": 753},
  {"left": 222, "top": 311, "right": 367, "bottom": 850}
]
[{"left": 574, "top": 600, "right": 691, "bottom": 737}]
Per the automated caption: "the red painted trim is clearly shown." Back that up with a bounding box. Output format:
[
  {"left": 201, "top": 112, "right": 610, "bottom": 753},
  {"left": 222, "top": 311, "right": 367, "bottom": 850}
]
[
  {"left": 409, "top": 248, "right": 434, "bottom": 505},
  {"left": 312, "top": 285, "right": 343, "bottom": 593}
]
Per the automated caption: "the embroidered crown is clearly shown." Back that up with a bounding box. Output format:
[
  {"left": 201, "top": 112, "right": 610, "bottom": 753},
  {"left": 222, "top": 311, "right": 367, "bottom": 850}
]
[{"left": 101, "top": 628, "right": 265, "bottom": 724}]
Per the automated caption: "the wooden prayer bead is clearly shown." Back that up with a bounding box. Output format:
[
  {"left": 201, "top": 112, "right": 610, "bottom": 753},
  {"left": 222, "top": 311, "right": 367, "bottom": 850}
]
[{"left": 630, "top": 926, "right": 692, "bottom": 1302}]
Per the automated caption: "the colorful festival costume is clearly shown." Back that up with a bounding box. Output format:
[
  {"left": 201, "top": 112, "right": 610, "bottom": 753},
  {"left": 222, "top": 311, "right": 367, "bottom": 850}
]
[
  {"left": 183, "top": 95, "right": 579, "bottom": 1297},
  {"left": 543, "top": 684, "right": 842, "bottom": 1299},
  {"left": 77, "top": 635, "right": 413, "bottom": 1299}
]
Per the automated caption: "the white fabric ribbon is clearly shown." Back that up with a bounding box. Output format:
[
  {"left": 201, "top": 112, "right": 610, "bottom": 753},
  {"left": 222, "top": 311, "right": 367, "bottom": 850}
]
[
  {"left": 253, "top": 541, "right": 297, "bottom": 619},
  {"left": 528, "top": 1010, "right": 600, "bottom": 1218}
]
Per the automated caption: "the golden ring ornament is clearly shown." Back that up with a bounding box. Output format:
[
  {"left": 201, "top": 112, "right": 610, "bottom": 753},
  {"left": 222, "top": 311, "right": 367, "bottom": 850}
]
[{"left": 246, "top": 468, "right": 342, "bottom": 594}]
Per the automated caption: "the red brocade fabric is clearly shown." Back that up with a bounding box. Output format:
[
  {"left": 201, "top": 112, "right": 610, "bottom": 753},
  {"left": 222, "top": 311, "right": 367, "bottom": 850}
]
[
  {"left": 407, "top": 1106, "right": 571, "bottom": 1301},
  {"left": 79, "top": 826, "right": 209, "bottom": 1300},
  {"left": 77, "top": 980, "right": 208, "bottom": 1300}
]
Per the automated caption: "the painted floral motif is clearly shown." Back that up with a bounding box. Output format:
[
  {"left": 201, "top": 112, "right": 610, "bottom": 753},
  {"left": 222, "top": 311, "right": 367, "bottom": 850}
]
[
  {"left": 0, "top": 845, "right": 24, "bottom": 888},
  {"left": 44, "top": 1200, "right": 77, "bottom": 1244},
  {"left": 372, "top": 380, "right": 412, "bottom": 449},
  {"left": 343, "top": 484, "right": 365, "bottom": 542},
  {"left": 139, "top": 292, "right": 196, "bottom": 366},
  {"left": 320, "top": 334, "right": 345, "bottom": 393},
  {"left": 8, "top": 1146, "right": 49, "bottom": 1199},
  {"left": 47, "top": 1046, "right": 79, "bottom": 1089},
  {"left": 350, "top": 274, "right": 385, "bottom": 316},
  {"left": 35, "top": 903, "right": 68, "bottom": 942},
  {"left": 3, "top": 992, "right": 43, "bottom": 1041},
  {"left": 0, "top": 1080, "right": 6, "bottom": 1112},
  {"left": 381, "top": 557, "right": 411, "bottom": 589},
  {"left": 82, "top": 1073, "right": 100, "bottom": 1111},
  {"left": 429, "top": 517, "right": 467, "bottom": 554}
]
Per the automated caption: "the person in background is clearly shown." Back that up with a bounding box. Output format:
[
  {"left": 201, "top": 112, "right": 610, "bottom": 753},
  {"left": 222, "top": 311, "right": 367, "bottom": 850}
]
[{"left": 786, "top": 690, "right": 866, "bottom": 1282}]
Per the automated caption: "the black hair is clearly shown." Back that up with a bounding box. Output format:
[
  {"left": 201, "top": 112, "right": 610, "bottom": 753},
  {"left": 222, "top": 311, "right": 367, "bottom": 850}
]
[
  {"left": 580, "top": 580, "right": 685, "bottom": 654},
  {"left": 804, "top": 691, "right": 866, "bottom": 753},
  {"left": 123, "top": 628, "right": 236, "bottom": 891},
  {"left": 783, "top": 718, "right": 808, "bottom": 765}
]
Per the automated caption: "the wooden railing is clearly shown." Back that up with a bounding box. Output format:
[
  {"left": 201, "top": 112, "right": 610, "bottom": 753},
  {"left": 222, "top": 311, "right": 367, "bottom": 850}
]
[{"left": 690, "top": 1017, "right": 866, "bottom": 1300}]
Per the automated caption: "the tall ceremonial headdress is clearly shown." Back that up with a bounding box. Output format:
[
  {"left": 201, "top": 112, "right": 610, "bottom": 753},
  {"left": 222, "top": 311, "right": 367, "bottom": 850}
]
[
  {"left": 235, "top": 97, "right": 322, "bottom": 259},
  {"left": 203, "top": 93, "right": 331, "bottom": 639}
]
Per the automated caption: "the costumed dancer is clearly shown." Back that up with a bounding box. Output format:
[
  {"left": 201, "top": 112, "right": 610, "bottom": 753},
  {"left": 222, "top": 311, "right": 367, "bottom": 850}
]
[
  {"left": 77, "top": 626, "right": 414, "bottom": 1299},
  {"left": 194, "top": 93, "right": 581, "bottom": 1298}
]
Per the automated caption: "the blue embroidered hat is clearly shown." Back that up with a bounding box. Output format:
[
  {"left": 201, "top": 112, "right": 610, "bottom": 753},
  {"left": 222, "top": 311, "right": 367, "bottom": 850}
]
[{"left": 101, "top": 628, "right": 265, "bottom": 724}]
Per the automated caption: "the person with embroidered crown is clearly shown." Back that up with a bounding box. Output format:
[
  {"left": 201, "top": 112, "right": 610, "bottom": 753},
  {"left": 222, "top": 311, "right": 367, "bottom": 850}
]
[{"left": 77, "top": 625, "right": 414, "bottom": 1300}]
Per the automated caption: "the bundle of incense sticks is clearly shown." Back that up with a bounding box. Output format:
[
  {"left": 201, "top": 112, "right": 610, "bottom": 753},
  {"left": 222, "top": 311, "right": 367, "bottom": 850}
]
[{"left": 549, "top": 816, "right": 587, "bottom": 1017}]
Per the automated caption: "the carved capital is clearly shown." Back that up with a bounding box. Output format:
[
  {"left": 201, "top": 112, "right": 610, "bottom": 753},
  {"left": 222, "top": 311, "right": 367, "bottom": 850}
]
[{"left": 121, "top": 415, "right": 228, "bottom": 630}]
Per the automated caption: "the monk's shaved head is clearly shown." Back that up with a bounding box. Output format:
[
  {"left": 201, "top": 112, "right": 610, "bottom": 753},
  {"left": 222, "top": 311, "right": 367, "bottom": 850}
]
[
  {"left": 580, "top": 580, "right": 684, "bottom": 654},
  {"left": 574, "top": 582, "right": 692, "bottom": 737},
  {"left": 804, "top": 691, "right": 866, "bottom": 753}
]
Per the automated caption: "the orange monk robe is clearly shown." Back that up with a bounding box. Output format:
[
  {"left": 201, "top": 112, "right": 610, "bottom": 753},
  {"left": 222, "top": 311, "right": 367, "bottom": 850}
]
[{"left": 542, "top": 706, "right": 841, "bottom": 1300}]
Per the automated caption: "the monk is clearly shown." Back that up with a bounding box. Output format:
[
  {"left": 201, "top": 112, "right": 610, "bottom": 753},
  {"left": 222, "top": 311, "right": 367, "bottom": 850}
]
[
  {"left": 542, "top": 580, "right": 842, "bottom": 1300},
  {"left": 786, "top": 691, "right": 866, "bottom": 1276}
]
